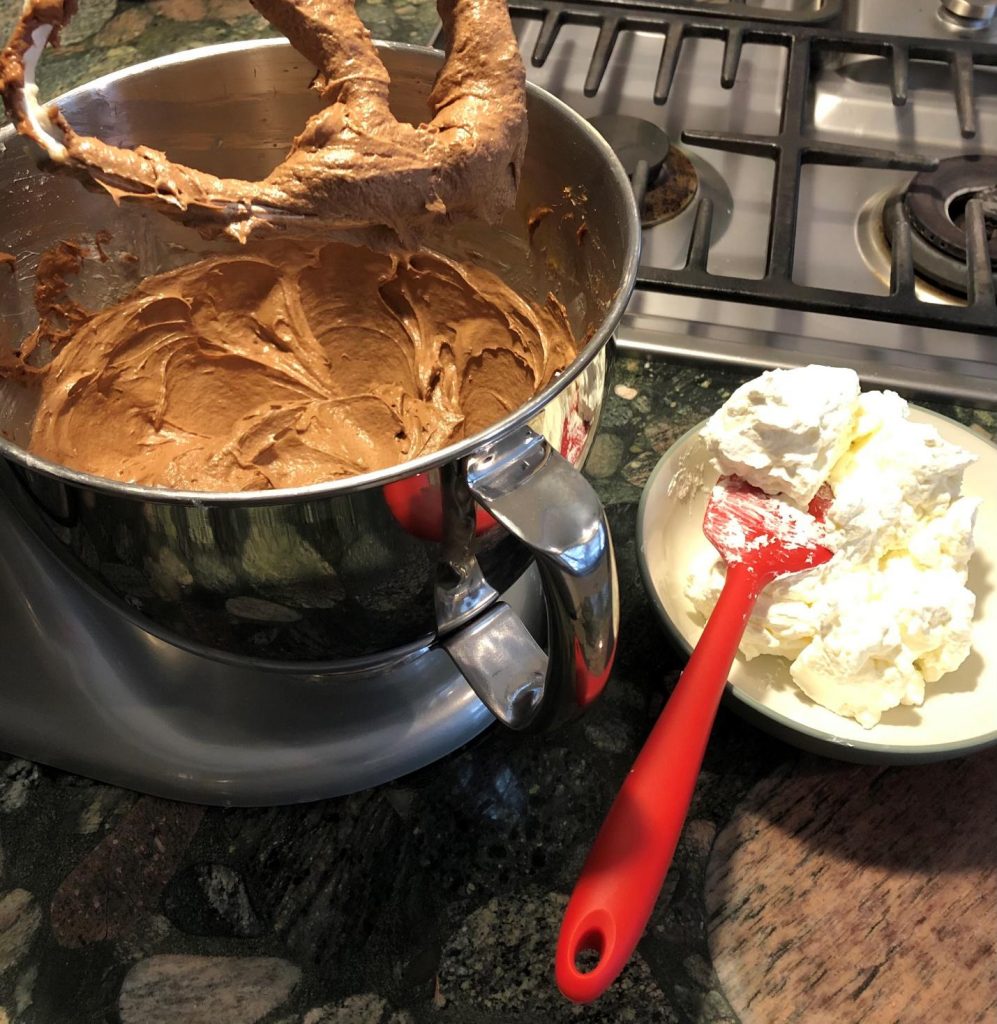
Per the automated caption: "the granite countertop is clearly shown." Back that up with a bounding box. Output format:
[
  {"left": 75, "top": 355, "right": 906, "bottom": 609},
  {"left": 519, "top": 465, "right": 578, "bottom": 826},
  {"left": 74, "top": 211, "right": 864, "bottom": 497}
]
[{"left": 1, "top": 3, "right": 996, "bottom": 1022}]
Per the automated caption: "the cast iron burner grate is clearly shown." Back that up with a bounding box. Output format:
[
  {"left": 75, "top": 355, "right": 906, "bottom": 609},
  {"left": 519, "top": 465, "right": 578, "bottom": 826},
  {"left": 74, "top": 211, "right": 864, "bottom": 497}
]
[
  {"left": 436, "top": 2, "right": 997, "bottom": 336},
  {"left": 549, "top": 0, "right": 841, "bottom": 24}
]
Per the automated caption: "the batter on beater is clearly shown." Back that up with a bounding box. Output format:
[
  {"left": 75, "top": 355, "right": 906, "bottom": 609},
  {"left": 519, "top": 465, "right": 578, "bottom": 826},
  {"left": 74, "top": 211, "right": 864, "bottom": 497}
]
[{"left": 0, "top": 0, "right": 527, "bottom": 246}]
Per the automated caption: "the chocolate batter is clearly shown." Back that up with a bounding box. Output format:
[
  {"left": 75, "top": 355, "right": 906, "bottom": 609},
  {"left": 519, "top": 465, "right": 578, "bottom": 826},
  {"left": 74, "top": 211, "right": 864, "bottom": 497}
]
[
  {"left": 22, "top": 241, "right": 576, "bottom": 491},
  {"left": 30, "top": 240, "right": 90, "bottom": 351},
  {"left": 0, "top": 252, "right": 15, "bottom": 273}
]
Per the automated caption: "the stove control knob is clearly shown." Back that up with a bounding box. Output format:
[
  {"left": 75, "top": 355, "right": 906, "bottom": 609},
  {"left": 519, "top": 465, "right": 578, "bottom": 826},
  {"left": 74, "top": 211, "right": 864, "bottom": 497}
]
[{"left": 939, "top": 0, "right": 997, "bottom": 28}]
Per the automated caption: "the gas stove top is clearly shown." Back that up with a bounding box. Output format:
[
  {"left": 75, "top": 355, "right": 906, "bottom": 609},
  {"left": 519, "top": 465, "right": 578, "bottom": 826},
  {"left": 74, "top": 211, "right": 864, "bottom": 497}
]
[{"left": 462, "top": 0, "right": 997, "bottom": 403}]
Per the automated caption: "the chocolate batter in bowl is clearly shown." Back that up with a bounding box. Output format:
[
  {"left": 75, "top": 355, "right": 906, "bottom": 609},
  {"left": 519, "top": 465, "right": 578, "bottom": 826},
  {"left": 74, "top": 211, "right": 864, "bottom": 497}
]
[
  {"left": 0, "top": 42, "right": 639, "bottom": 730},
  {"left": 20, "top": 241, "right": 579, "bottom": 491}
]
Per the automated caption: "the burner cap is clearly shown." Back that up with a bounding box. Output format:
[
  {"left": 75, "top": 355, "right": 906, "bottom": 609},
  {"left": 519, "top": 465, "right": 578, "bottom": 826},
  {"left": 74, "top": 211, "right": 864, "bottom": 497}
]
[
  {"left": 588, "top": 114, "right": 699, "bottom": 227},
  {"left": 890, "top": 154, "right": 997, "bottom": 295}
]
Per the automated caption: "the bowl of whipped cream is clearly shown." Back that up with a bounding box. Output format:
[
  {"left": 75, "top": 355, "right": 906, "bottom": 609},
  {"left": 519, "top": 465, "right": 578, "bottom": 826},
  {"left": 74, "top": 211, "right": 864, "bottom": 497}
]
[{"left": 638, "top": 364, "right": 996, "bottom": 764}]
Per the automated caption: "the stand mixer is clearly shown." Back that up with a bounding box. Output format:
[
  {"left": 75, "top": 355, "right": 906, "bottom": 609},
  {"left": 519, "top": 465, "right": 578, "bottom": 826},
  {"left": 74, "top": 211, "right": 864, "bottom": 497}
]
[
  {"left": 0, "top": 41, "right": 640, "bottom": 805},
  {"left": 0, "top": 470, "right": 544, "bottom": 805}
]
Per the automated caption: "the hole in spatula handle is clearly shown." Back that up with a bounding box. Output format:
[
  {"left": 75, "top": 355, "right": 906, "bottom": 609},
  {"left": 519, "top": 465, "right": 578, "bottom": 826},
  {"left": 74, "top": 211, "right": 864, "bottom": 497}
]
[
  {"left": 556, "top": 910, "right": 620, "bottom": 1002},
  {"left": 574, "top": 933, "right": 603, "bottom": 973}
]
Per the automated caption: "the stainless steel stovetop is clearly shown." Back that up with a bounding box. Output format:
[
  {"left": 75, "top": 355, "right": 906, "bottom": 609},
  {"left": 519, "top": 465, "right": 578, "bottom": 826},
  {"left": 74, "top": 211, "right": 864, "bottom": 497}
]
[{"left": 499, "top": 0, "right": 997, "bottom": 403}]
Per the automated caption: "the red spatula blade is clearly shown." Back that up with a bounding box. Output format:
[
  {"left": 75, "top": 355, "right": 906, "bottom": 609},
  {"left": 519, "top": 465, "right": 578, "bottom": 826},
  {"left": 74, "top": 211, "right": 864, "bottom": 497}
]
[{"left": 703, "top": 475, "right": 834, "bottom": 578}]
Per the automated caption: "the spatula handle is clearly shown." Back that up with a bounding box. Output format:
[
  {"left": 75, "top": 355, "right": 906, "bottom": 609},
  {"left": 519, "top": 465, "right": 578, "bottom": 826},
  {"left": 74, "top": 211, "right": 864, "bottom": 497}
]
[{"left": 556, "top": 562, "right": 761, "bottom": 1004}]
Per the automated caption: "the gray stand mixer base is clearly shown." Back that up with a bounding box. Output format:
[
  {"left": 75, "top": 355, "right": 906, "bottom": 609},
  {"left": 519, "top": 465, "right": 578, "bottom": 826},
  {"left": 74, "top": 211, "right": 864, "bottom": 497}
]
[{"left": 0, "top": 493, "right": 545, "bottom": 806}]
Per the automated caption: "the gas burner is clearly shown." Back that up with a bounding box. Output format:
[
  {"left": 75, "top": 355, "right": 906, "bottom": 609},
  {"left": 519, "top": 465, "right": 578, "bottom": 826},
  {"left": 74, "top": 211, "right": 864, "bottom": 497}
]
[
  {"left": 642, "top": 147, "right": 699, "bottom": 227},
  {"left": 883, "top": 155, "right": 997, "bottom": 297},
  {"left": 588, "top": 115, "right": 698, "bottom": 228},
  {"left": 855, "top": 190, "right": 956, "bottom": 305}
]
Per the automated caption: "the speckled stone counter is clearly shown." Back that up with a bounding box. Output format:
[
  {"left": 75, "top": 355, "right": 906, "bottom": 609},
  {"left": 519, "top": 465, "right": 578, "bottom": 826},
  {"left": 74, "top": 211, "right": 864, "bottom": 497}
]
[{"left": 1, "top": 3, "right": 996, "bottom": 1022}]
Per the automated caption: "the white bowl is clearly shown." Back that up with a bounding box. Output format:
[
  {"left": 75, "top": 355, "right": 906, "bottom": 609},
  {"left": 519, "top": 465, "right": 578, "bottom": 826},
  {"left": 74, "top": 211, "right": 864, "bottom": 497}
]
[{"left": 636, "top": 406, "right": 997, "bottom": 764}]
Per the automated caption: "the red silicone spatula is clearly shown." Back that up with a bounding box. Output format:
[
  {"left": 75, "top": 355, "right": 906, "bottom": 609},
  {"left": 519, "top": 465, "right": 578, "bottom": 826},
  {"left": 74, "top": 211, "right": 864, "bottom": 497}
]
[{"left": 556, "top": 476, "right": 834, "bottom": 1004}]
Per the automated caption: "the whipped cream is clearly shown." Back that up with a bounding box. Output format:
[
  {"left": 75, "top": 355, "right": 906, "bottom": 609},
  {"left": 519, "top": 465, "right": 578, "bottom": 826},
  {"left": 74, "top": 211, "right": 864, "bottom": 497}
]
[
  {"left": 686, "top": 365, "right": 979, "bottom": 729},
  {"left": 701, "top": 364, "right": 860, "bottom": 506}
]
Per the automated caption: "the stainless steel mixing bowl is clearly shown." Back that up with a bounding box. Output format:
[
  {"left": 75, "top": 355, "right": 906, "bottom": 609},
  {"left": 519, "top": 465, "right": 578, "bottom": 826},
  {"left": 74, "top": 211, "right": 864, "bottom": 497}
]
[{"left": 0, "top": 40, "right": 640, "bottom": 730}]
